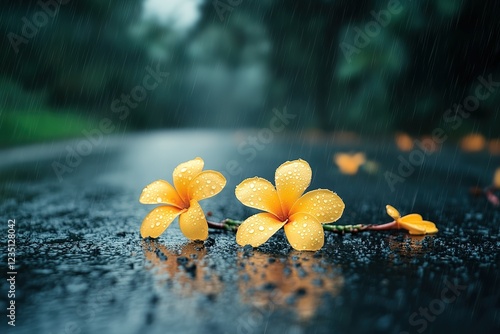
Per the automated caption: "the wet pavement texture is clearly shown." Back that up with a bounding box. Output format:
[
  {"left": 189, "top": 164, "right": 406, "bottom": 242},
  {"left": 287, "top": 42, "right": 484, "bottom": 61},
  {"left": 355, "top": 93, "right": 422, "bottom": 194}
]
[{"left": 0, "top": 130, "right": 499, "bottom": 334}]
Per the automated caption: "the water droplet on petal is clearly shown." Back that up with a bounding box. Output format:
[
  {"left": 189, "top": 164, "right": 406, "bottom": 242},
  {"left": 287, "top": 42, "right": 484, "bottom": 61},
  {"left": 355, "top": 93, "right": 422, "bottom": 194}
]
[
  {"left": 258, "top": 226, "right": 264, "bottom": 231},
  {"left": 181, "top": 167, "right": 187, "bottom": 172},
  {"left": 157, "top": 197, "right": 162, "bottom": 202},
  {"left": 249, "top": 229, "right": 254, "bottom": 234}
]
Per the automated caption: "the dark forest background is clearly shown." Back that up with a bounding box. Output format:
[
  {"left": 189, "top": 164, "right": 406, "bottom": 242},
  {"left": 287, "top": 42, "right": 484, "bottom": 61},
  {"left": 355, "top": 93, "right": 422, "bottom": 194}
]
[{"left": 1, "top": 0, "right": 499, "bottom": 146}]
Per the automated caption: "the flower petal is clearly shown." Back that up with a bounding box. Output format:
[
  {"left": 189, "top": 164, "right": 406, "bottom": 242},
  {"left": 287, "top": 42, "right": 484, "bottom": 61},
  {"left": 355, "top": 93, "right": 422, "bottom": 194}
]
[
  {"left": 235, "top": 177, "right": 284, "bottom": 219},
  {"left": 284, "top": 213, "right": 324, "bottom": 251},
  {"left": 419, "top": 221, "right": 438, "bottom": 234},
  {"left": 400, "top": 213, "right": 423, "bottom": 222},
  {"left": 188, "top": 171, "right": 227, "bottom": 201},
  {"left": 399, "top": 219, "right": 438, "bottom": 235},
  {"left": 386, "top": 205, "right": 401, "bottom": 220},
  {"left": 140, "top": 206, "right": 183, "bottom": 238},
  {"left": 139, "top": 180, "right": 185, "bottom": 208},
  {"left": 289, "top": 189, "right": 345, "bottom": 223},
  {"left": 397, "top": 220, "right": 426, "bottom": 235},
  {"left": 275, "top": 159, "right": 312, "bottom": 215},
  {"left": 236, "top": 213, "right": 285, "bottom": 247},
  {"left": 173, "top": 157, "right": 204, "bottom": 203},
  {"left": 179, "top": 200, "right": 208, "bottom": 240}
]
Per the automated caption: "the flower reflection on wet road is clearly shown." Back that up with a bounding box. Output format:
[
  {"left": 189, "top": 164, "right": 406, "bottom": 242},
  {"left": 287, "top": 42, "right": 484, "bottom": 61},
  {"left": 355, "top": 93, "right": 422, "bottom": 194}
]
[{"left": 237, "top": 250, "right": 344, "bottom": 322}]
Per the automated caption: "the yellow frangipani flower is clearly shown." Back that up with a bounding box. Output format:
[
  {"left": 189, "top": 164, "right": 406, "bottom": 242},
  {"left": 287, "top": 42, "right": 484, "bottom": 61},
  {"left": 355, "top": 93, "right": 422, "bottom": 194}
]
[
  {"left": 139, "top": 157, "right": 226, "bottom": 240},
  {"left": 385, "top": 205, "right": 438, "bottom": 235},
  {"left": 235, "top": 159, "right": 345, "bottom": 251}
]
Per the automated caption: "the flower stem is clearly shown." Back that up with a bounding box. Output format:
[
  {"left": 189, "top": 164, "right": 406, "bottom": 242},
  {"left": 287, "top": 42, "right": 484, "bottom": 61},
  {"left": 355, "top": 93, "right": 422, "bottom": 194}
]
[
  {"left": 207, "top": 219, "right": 240, "bottom": 232},
  {"left": 322, "top": 223, "right": 369, "bottom": 233},
  {"left": 207, "top": 219, "right": 398, "bottom": 234},
  {"left": 364, "top": 221, "right": 398, "bottom": 230}
]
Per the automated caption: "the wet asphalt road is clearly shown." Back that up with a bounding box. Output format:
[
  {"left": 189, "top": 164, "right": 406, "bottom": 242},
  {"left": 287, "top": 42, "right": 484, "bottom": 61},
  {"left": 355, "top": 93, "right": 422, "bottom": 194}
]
[{"left": 0, "top": 130, "right": 499, "bottom": 334}]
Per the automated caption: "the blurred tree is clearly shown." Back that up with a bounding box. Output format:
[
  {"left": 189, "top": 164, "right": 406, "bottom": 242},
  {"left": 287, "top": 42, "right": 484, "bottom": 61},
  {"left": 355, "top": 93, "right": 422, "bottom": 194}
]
[
  {"left": 261, "top": 0, "right": 500, "bottom": 135},
  {"left": 1, "top": 0, "right": 499, "bottom": 141}
]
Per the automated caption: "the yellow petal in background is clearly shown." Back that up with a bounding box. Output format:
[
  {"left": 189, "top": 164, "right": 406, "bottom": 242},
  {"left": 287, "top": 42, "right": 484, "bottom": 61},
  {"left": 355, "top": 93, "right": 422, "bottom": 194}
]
[
  {"left": 179, "top": 200, "right": 208, "bottom": 240},
  {"left": 334, "top": 152, "right": 366, "bottom": 175},
  {"left": 275, "top": 159, "right": 312, "bottom": 215},
  {"left": 236, "top": 213, "right": 286, "bottom": 247},
  {"left": 290, "top": 189, "right": 345, "bottom": 224},
  {"left": 489, "top": 139, "right": 500, "bottom": 155},
  {"left": 494, "top": 167, "right": 500, "bottom": 189},
  {"left": 460, "top": 133, "right": 486, "bottom": 152},
  {"left": 235, "top": 177, "right": 284, "bottom": 219},
  {"left": 188, "top": 170, "right": 226, "bottom": 201},
  {"left": 173, "top": 157, "right": 204, "bottom": 203},
  {"left": 140, "top": 206, "right": 184, "bottom": 238},
  {"left": 139, "top": 180, "right": 185, "bottom": 208},
  {"left": 395, "top": 133, "right": 414, "bottom": 152},
  {"left": 284, "top": 213, "right": 324, "bottom": 251}
]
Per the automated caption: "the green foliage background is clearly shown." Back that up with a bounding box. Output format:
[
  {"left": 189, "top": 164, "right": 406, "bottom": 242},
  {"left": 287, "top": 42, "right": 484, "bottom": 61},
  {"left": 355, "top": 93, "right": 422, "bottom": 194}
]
[{"left": 0, "top": 0, "right": 499, "bottom": 146}]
